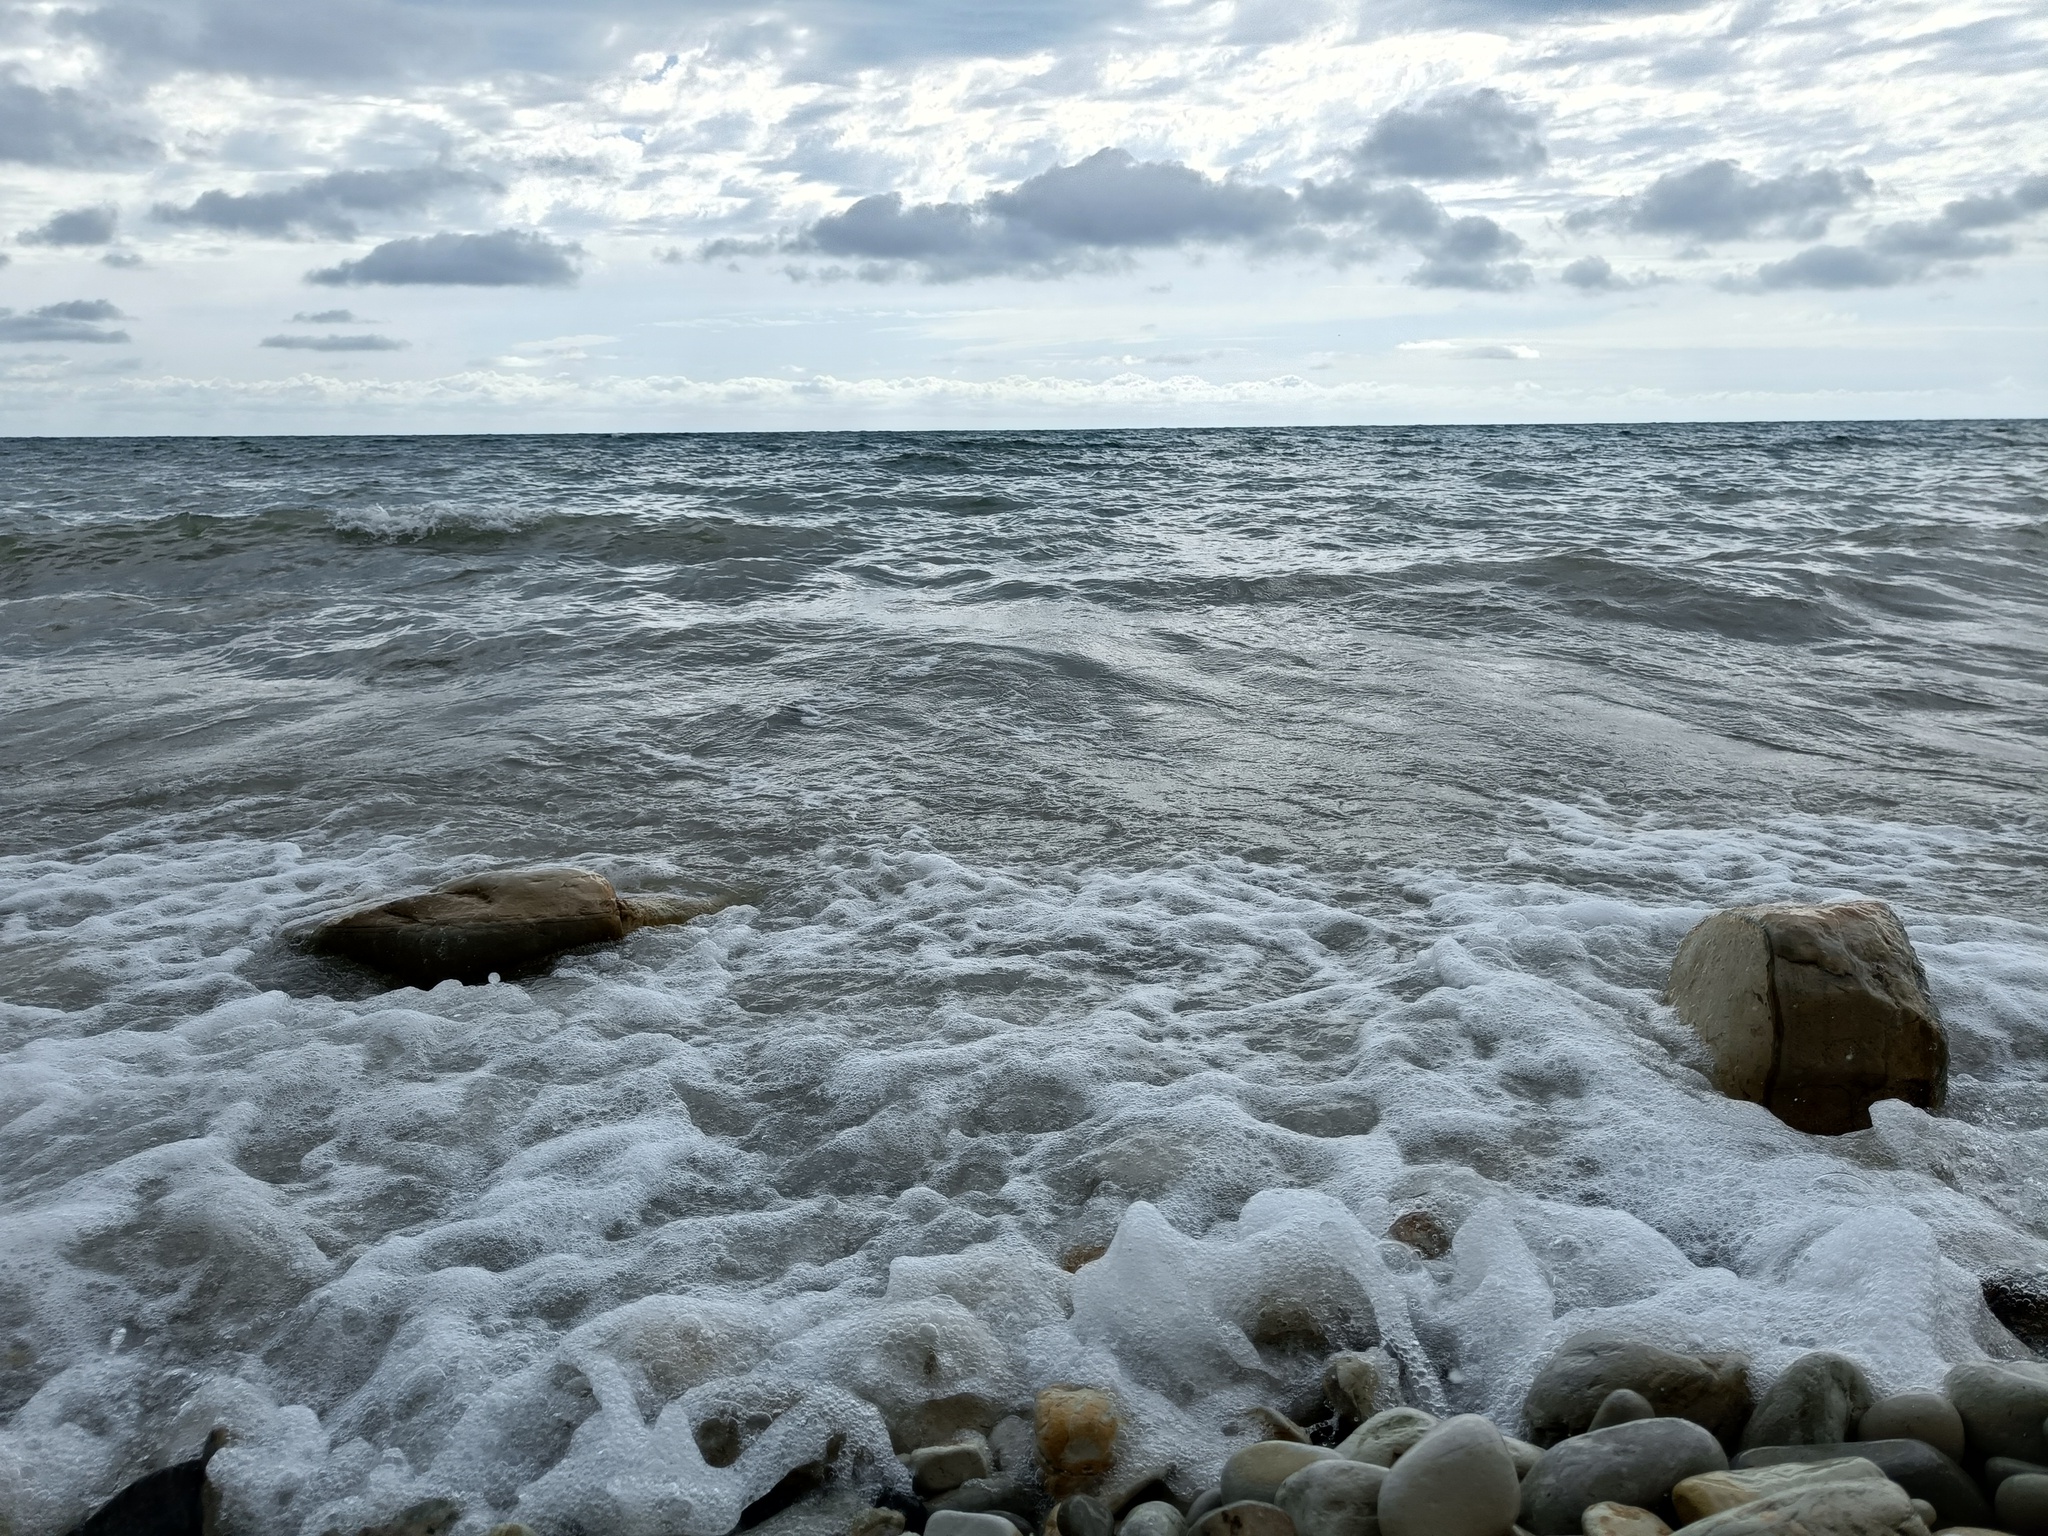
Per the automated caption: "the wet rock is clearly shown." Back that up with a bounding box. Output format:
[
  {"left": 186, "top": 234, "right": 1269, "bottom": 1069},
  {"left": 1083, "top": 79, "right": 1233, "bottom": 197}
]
[
  {"left": 1907, "top": 1501, "right": 1936, "bottom": 1530},
  {"left": 1997, "top": 1474, "right": 2048, "bottom": 1536},
  {"left": 1666, "top": 899, "right": 1946, "bottom": 1135},
  {"left": 1504, "top": 1439, "right": 1544, "bottom": 1478},
  {"left": 1339, "top": 1409, "right": 1438, "bottom": 1467},
  {"left": 484, "top": 1527, "right": 537, "bottom": 1536},
  {"left": 67, "top": 1431, "right": 226, "bottom": 1536},
  {"left": 910, "top": 1439, "right": 994, "bottom": 1497},
  {"left": 1519, "top": 1417, "right": 1728, "bottom": 1535},
  {"left": 1735, "top": 1440, "right": 1988, "bottom": 1530},
  {"left": 1578, "top": 1503, "right": 1668, "bottom": 1536},
  {"left": 1103, "top": 1468, "right": 1180, "bottom": 1519},
  {"left": 1379, "top": 1414, "right": 1520, "bottom": 1536},
  {"left": 1249, "top": 1409, "right": 1314, "bottom": 1446},
  {"left": 1388, "top": 1212, "right": 1451, "bottom": 1260},
  {"left": 1987, "top": 1457, "right": 2048, "bottom": 1491},
  {"left": 1741, "top": 1354, "right": 1875, "bottom": 1450},
  {"left": 1855, "top": 1393, "right": 1964, "bottom": 1464},
  {"left": 1325, "top": 1350, "right": 1404, "bottom": 1431},
  {"left": 307, "top": 868, "right": 724, "bottom": 987},
  {"left": 1589, "top": 1392, "right": 1655, "bottom": 1433},
  {"left": 1224, "top": 1445, "right": 1343, "bottom": 1506},
  {"left": 1055, "top": 1496, "right": 1117, "bottom": 1536},
  {"left": 1276, "top": 1458, "right": 1386, "bottom": 1536},
  {"left": 1673, "top": 1479, "right": 1926, "bottom": 1536},
  {"left": 1984, "top": 1272, "right": 2048, "bottom": 1355},
  {"left": 1038, "top": 1387, "right": 1121, "bottom": 1498},
  {"left": 877, "top": 1488, "right": 930, "bottom": 1534},
  {"left": 1523, "top": 1333, "right": 1753, "bottom": 1449},
  {"left": 1945, "top": 1361, "right": 2048, "bottom": 1463},
  {"left": 926, "top": 1476, "right": 1033, "bottom": 1520},
  {"left": 1189, "top": 1504, "right": 1296, "bottom": 1536},
  {"left": 350, "top": 1500, "right": 461, "bottom": 1536},
  {"left": 1186, "top": 1488, "right": 1224, "bottom": 1526},
  {"left": 988, "top": 1417, "right": 1038, "bottom": 1480},
  {"left": 1672, "top": 1458, "right": 1887, "bottom": 1523},
  {"left": 927, "top": 1514, "right": 1023, "bottom": 1536},
  {"left": 854, "top": 1512, "right": 911, "bottom": 1536},
  {"left": 1122, "top": 1504, "right": 1188, "bottom": 1536}
]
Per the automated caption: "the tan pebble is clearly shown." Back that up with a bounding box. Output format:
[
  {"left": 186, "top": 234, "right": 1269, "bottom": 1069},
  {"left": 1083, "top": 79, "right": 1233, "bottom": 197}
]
[
  {"left": 851, "top": 1512, "right": 909, "bottom": 1536},
  {"left": 1037, "top": 1386, "right": 1120, "bottom": 1498},
  {"left": 1580, "top": 1501, "right": 1671, "bottom": 1536}
]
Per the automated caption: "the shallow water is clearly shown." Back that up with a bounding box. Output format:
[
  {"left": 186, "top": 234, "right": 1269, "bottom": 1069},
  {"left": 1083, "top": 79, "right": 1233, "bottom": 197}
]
[{"left": 2, "top": 422, "right": 2046, "bottom": 1535}]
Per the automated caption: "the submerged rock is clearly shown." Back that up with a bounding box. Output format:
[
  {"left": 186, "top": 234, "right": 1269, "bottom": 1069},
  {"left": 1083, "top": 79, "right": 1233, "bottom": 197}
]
[
  {"left": 66, "top": 1430, "right": 225, "bottom": 1536},
  {"left": 1854, "top": 1393, "right": 1964, "bottom": 1463},
  {"left": 307, "top": 867, "right": 726, "bottom": 986},
  {"left": 1519, "top": 1418, "right": 1727, "bottom": 1535},
  {"left": 1378, "top": 1415, "right": 1520, "bottom": 1536},
  {"left": 1037, "top": 1386, "right": 1121, "bottom": 1498},
  {"left": 1324, "top": 1350, "right": 1404, "bottom": 1431},
  {"left": 1524, "top": 1333, "right": 1752, "bottom": 1449},
  {"left": 1735, "top": 1439, "right": 1989, "bottom": 1529},
  {"left": 1741, "top": 1354, "right": 1875, "bottom": 1450},
  {"left": 1666, "top": 899, "right": 1945, "bottom": 1135},
  {"left": 1944, "top": 1360, "right": 2048, "bottom": 1463}
]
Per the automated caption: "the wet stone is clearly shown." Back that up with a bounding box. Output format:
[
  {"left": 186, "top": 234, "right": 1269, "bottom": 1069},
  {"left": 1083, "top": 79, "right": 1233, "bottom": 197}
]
[
  {"left": 1997, "top": 1475, "right": 2048, "bottom": 1536},
  {"left": 1056, "top": 1497, "right": 1116, "bottom": 1536},
  {"left": 1378, "top": 1414, "right": 1520, "bottom": 1536},
  {"left": 1224, "top": 1444, "right": 1343, "bottom": 1506},
  {"left": 1324, "top": 1350, "right": 1404, "bottom": 1431},
  {"left": 1944, "top": 1361, "right": 2048, "bottom": 1464},
  {"left": 1671, "top": 1458, "right": 1886, "bottom": 1523},
  {"left": 1855, "top": 1393, "right": 1965, "bottom": 1463},
  {"left": 1519, "top": 1417, "right": 1728, "bottom": 1535},
  {"left": 1188, "top": 1503, "right": 1297, "bottom": 1536},
  {"left": 927, "top": 1514, "right": 1023, "bottom": 1536},
  {"left": 853, "top": 1512, "right": 910, "bottom": 1536},
  {"left": 1987, "top": 1457, "right": 2048, "bottom": 1491},
  {"left": 1388, "top": 1211, "right": 1451, "bottom": 1260},
  {"left": 1734, "top": 1440, "right": 1988, "bottom": 1530},
  {"left": 1186, "top": 1490, "right": 1224, "bottom": 1528},
  {"left": 1276, "top": 1458, "right": 1387, "bottom": 1536},
  {"left": 1038, "top": 1387, "right": 1121, "bottom": 1498},
  {"left": 1740, "top": 1353, "right": 1875, "bottom": 1451},
  {"left": 1674, "top": 1479, "right": 1925, "bottom": 1536},
  {"left": 911, "top": 1440, "right": 995, "bottom": 1497},
  {"left": 1339, "top": 1410, "right": 1438, "bottom": 1468},
  {"left": 1589, "top": 1392, "right": 1655, "bottom": 1433},
  {"left": 1578, "top": 1503, "right": 1669, "bottom": 1536},
  {"left": 1524, "top": 1333, "right": 1752, "bottom": 1449},
  {"left": 1121, "top": 1503, "right": 1188, "bottom": 1536}
]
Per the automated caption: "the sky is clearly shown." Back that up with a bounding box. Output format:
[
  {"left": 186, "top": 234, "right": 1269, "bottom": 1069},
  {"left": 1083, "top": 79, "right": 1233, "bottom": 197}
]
[{"left": 0, "top": 0, "right": 2044, "bottom": 432}]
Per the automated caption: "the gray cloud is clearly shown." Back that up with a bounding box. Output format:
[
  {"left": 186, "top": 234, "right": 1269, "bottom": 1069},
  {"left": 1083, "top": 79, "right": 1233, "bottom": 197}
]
[
  {"left": 101, "top": 250, "right": 144, "bottom": 267},
  {"left": 0, "top": 300, "right": 131, "bottom": 342},
  {"left": 20, "top": 204, "right": 119, "bottom": 246},
  {"left": 306, "top": 229, "right": 582, "bottom": 285},
  {"left": 260, "top": 332, "right": 407, "bottom": 350},
  {"left": 1729, "top": 171, "right": 2048, "bottom": 290},
  {"left": 154, "top": 167, "right": 487, "bottom": 239},
  {"left": 1353, "top": 88, "right": 1547, "bottom": 180},
  {"left": 1570, "top": 159, "right": 1873, "bottom": 241},
  {"left": 0, "top": 69, "right": 155, "bottom": 166},
  {"left": 293, "top": 309, "right": 365, "bottom": 322}
]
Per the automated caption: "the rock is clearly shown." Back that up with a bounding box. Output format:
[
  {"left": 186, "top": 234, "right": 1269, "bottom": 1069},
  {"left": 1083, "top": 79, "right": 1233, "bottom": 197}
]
[
  {"left": 854, "top": 1513, "right": 910, "bottom": 1536},
  {"left": 1188, "top": 1504, "right": 1296, "bottom": 1536},
  {"left": 928, "top": 1514, "right": 1023, "bottom": 1536},
  {"left": 1186, "top": 1491, "right": 1224, "bottom": 1527},
  {"left": 1988, "top": 1457, "right": 2048, "bottom": 1490},
  {"left": 877, "top": 1489, "right": 930, "bottom": 1533},
  {"left": 1589, "top": 1392, "right": 1656, "bottom": 1432},
  {"left": 1339, "top": 1410, "right": 1438, "bottom": 1467},
  {"left": 1672, "top": 1459, "right": 1887, "bottom": 1523},
  {"left": 1945, "top": 1361, "right": 2048, "bottom": 1464},
  {"left": 1578, "top": 1504, "right": 1669, "bottom": 1536},
  {"left": 1378, "top": 1414, "right": 1521, "bottom": 1536},
  {"left": 352, "top": 1501, "right": 461, "bottom": 1536},
  {"left": 1249, "top": 1409, "right": 1314, "bottom": 1446},
  {"left": 1984, "top": 1272, "right": 2048, "bottom": 1355},
  {"left": 1741, "top": 1355, "right": 1876, "bottom": 1450},
  {"left": 1673, "top": 1479, "right": 1926, "bottom": 1536},
  {"left": 1388, "top": 1212, "right": 1451, "bottom": 1260},
  {"left": 1523, "top": 1333, "right": 1753, "bottom": 1449},
  {"left": 1325, "top": 1350, "right": 1405, "bottom": 1431},
  {"left": 926, "top": 1477, "right": 1033, "bottom": 1519},
  {"left": 1735, "top": 1440, "right": 1989, "bottom": 1529},
  {"left": 1504, "top": 1439, "right": 1544, "bottom": 1478},
  {"left": 485, "top": 1528, "right": 537, "bottom": 1536},
  {"left": 1276, "top": 1459, "right": 1387, "bottom": 1536},
  {"left": 67, "top": 1431, "right": 226, "bottom": 1536},
  {"left": 1055, "top": 1497, "right": 1117, "bottom": 1536},
  {"left": 1999, "top": 1476, "right": 2048, "bottom": 1536},
  {"left": 1224, "top": 1445, "right": 1344, "bottom": 1506},
  {"left": 1519, "top": 1418, "right": 1727, "bottom": 1534},
  {"left": 1855, "top": 1394, "right": 1965, "bottom": 1463},
  {"left": 988, "top": 1417, "right": 1037, "bottom": 1480},
  {"left": 1038, "top": 1387, "right": 1120, "bottom": 1498},
  {"left": 1666, "top": 899, "right": 1946, "bottom": 1135},
  {"left": 307, "top": 868, "right": 724, "bottom": 986},
  {"left": 1122, "top": 1505, "right": 1188, "bottom": 1536},
  {"left": 1906, "top": 1501, "right": 1936, "bottom": 1530},
  {"left": 911, "top": 1440, "right": 995, "bottom": 1497},
  {"left": 1104, "top": 1469, "right": 1180, "bottom": 1519}
]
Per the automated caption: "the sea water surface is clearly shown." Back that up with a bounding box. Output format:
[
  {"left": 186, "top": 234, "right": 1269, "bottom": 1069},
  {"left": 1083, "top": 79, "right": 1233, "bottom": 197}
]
[{"left": 2, "top": 422, "right": 2046, "bottom": 1535}]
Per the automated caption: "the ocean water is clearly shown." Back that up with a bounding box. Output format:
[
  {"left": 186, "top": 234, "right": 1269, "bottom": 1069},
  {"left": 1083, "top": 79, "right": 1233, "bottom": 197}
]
[{"left": 2, "top": 421, "right": 2046, "bottom": 1536}]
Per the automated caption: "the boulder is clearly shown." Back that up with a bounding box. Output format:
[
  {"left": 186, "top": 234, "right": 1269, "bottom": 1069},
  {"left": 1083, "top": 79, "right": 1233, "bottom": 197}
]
[
  {"left": 66, "top": 1431, "right": 226, "bottom": 1536},
  {"left": 1378, "top": 1415, "right": 1521, "bottom": 1536},
  {"left": 1039, "top": 1388, "right": 1121, "bottom": 1498},
  {"left": 1741, "top": 1355, "right": 1875, "bottom": 1450},
  {"left": 1188, "top": 1505, "right": 1296, "bottom": 1536},
  {"left": 1589, "top": 1392, "right": 1655, "bottom": 1433},
  {"left": 1276, "top": 1460, "right": 1387, "bottom": 1536},
  {"left": 307, "top": 868, "right": 723, "bottom": 986},
  {"left": 1996, "top": 1474, "right": 2048, "bottom": 1536},
  {"left": 1666, "top": 900, "right": 1945, "bottom": 1135},
  {"left": 1944, "top": 1360, "right": 2048, "bottom": 1463},
  {"left": 1579, "top": 1505, "right": 1669, "bottom": 1536},
  {"left": 1672, "top": 1459, "right": 1887, "bottom": 1523},
  {"left": 1519, "top": 1418, "right": 1728, "bottom": 1534},
  {"left": 1854, "top": 1394, "right": 1964, "bottom": 1464},
  {"left": 1672, "top": 1479, "right": 1927, "bottom": 1536},
  {"left": 1523, "top": 1334, "right": 1753, "bottom": 1449},
  {"left": 1735, "top": 1441, "right": 1987, "bottom": 1530},
  {"left": 1339, "top": 1410, "right": 1438, "bottom": 1467},
  {"left": 1224, "top": 1445, "right": 1343, "bottom": 1506}
]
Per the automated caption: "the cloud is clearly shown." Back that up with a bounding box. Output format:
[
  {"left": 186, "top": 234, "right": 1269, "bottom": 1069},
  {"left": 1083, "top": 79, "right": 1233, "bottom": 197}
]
[
  {"left": 1399, "top": 338, "right": 1540, "bottom": 359},
  {"left": 1353, "top": 89, "right": 1548, "bottom": 180},
  {"left": 293, "top": 309, "right": 364, "bottom": 322},
  {"left": 101, "top": 250, "right": 145, "bottom": 267},
  {"left": 260, "top": 332, "right": 407, "bottom": 350},
  {"left": 1559, "top": 253, "right": 1663, "bottom": 291},
  {"left": 20, "top": 204, "right": 119, "bottom": 246},
  {"left": 0, "top": 301, "right": 131, "bottom": 342},
  {"left": 306, "top": 229, "right": 583, "bottom": 286},
  {"left": 0, "top": 69, "right": 155, "bottom": 165},
  {"left": 1570, "top": 159, "right": 1873, "bottom": 241},
  {"left": 1726, "top": 171, "right": 2048, "bottom": 290},
  {"left": 154, "top": 167, "right": 487, "bottom": 239}
]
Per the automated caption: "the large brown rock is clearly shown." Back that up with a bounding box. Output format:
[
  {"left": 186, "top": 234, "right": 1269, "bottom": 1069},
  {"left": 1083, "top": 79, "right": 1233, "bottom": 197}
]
[
  {"left": 307, "top": 868, "right": 723, "bottom": 986},
  {"left": 1666, "top": 900, "right": 1946, "bottom": 1135}
]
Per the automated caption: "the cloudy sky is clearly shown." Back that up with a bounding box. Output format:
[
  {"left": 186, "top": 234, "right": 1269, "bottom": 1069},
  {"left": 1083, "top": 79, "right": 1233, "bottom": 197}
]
[{"left": 1, "top": 0, "right": 2043, "bottom": 432}]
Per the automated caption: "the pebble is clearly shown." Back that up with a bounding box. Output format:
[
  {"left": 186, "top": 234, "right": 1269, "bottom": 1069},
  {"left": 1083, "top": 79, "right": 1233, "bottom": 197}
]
[
  {"left": 1578, "top": 1503, "right": 1670, "bottom": 1536},
  {"left": 928, "top": 1514, "right": 1022, "bottom": 1536},
  {"left": 1121, "top": 1503, "right": 1188, "bottom": 1536},
  {"left": 1038, "top": 1387, "right": 1121, "bottom": 1498},
  {"left": 1998, "top": 1474, "right": 2048, "bottom": 1536},
  {"left": 1519, "top": 1418, "right": 1728, "bottom": 1535},
  {"left": 1523, "top": 1333, "right": 1752, "bottom": 1449},
  {"left": 1671, "top": 1479, "right": 1922, "bottom": 1536},
  {"left": 1223, "top": 1443, "right": 1344, "bottom": 1505},
  {"left": 1056, "top": 1496, "right": 1117, "bottom": 1536},
  {"left": 1856, "top": 1393, "right": 1966, "bottom": 1463},
  {"left": 1248, "top": 1408, "right": 1313, "bottom": 1445},
  {"left": 1186, "top": 1489, "right": 1224, "bottom": 1527},
  {"left": 1588, "top": 1392, "right": 1654, "bottom": 1432},
  {"left": 1188, "top": 1503, "right": 1297, "bottom": 1536},
  {"left": 1734, "top": 1439, "right": 1988, "bottom": 1529},
  {"left": 1671, "top": 1457, "right": 1885, "bottom": 1522},
  {"left": 1339, "top": 1410, "right": 1439, "bottom": 1467},
  {"left": 1908, "top": 1500, "right": 1937, "bottom": 1529},
  {"left": 910, "top": 1439, "right": 995, "bottom": 1497},
  {"left": 1275, "top": 1458, "right": 1388, "bottom": 1536},
  {"left": 1987, "top": 1457, "right": 2048, "bottom": 1490},
  {"left": 1104, "top": 1467, "right": 1181, "bottom": 1518},
  {"left": 1324, "top": 1350, "right": 1404, "bottom": 1429},
  {"left": 1388, "top": 1211, "right": 1451, "bottom": 1260},
  {"left": 1378, "top": 1414, "right": 1521, "bottom": 1536},
  {"left": 853, "top": 1512, "right": 909, "bottom": 1536},
  {"left": 1946, "top": 1361, "right": 2048, "bottom": 1463},
  {"left": 1740, "top": 1354, "right": 1874, "bottom": 1451},
  {"left": 1503, "top": 1439, "right": 1544, "bottom": 1478}
]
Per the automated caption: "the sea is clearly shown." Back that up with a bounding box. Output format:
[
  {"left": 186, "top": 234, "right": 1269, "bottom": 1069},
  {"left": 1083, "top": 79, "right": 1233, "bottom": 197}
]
[{"left": 2, "top": 421, "right": 2045, "bottom": 1536}]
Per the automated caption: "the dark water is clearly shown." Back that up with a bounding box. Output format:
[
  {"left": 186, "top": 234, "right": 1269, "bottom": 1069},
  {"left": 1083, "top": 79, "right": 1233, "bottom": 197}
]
[{"left": 2, "top": 423, "right": 2046, "bottom": 1536}]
